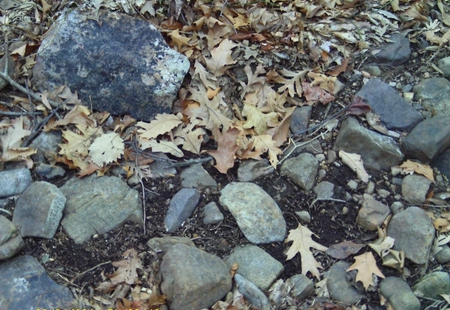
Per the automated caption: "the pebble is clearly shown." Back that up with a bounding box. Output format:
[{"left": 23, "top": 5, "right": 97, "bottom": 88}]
[
  {"left": 280, "top": 153, "right": 319, "bottom": 191},
  {"left": 413, "top": 78, "right": 450, "bottom": 117},
  {"left": 290, "top": 106, "right": 312, "bottom": 134},
  {"left": 379, "top": 277, "right": 420, "bottom": 310},
  {"left": 219, "top": 182, "right": 286, "bottom": 244},
  {"left": 401, "top": 174, "right": 432, "bottom": 204},
  {"left": 235, "top": 274, "right": 271, "bottom": 310},
  {"left": 237, "top": 159, "right": 274, "bottom": 182},
  {"left": 202, "top": 201, "right": 224, "bottom": 225},
  {"left": 390, "top": 201, "right": 405, "bottom": 214},
  {"left": 180, "top": 164, "right": 217, "bottom": 191},
  {"left": 224, "top": 244, "right": 284, "bottom": 290},
  {"left": 147, "top": 236, "right": 195, "bottom": 253},
  {"left": 356, "top": 194, "right": 391, "bottom": 231},
  {"left": 413, "top": 271, "right": 450, "bottom": 300},
  {"left": 295, "top": 211, "right": 311, "bottom": 223},
  {"left": 0, "top": 168, "right": 32, "bottom": 198},
  {"left": 164, "top": 188, "right": 200, "bottom": 232},
  {"left": 435, "top": 245, "right": 450, "bottom": 263},
  {"left": 347, "top": 180, "right": 358, "bottom": 190},
  {"left": 365, "top": 181, "right": 375, "bottom": 194},
  {"left": 327, "top": 261, "right": 364, "bottom": 304},
  {"left": 34, "top": 163, "right": 66, "bottom": 179},
  {"left": 0, "top": 216, "right": 24, "bottom": 260},
  {"left": 286, "top": 274, "right": 314, "bottom": 300},
  {"left": 438, "top": 56, "right": 450, "bottom": 78},
  {"left": 313, "top": 181, "right": 334, "bottom": 199}
]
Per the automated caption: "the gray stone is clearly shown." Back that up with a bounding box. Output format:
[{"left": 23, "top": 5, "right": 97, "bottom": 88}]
[
  {"left": 33, "top": 9, "right": 189, "bottom": 121},
  {"left": 380, "top": 277, "right": 420, "bottom": 310},
  {"left": 234, "top": 274, "right": 270, "bottom": 310},
  {"left": 147, "top": 236, "right": 195, "bottom": 253},
  {"left": 0, "top": 55, "right": 14, "bottom": 90},
  {"left": 12, "top": 181, "right": 66, "bottom": 239},
  {"left": 438, "top": 57, "right": 450, "bottom": 78},
  {"left": 356, "top": 79, "right": 423, "bottom": 132},
  {"left": 219, "top": 182, "right": 286, "bottom": 244},
  {"left": 0, "top": 255, "right": 75, "bottom": 309},
  {"left": 0, "top": 168, "right": 32, "bottom": 198},
  {"left": 356, "top": 194, "right": 391, "bottom": 231},
  {"left": 414, "top": 77, "right": 450, "bottom": 116},
  {"left": 387, "top": 207, "right": 434, "bottom": 264},
  {"left": 401, "top": 174, "right": 432, "bottom": 204},
  {"left": 180, "top": 164, "right": 217, "bottom": 190},
  {"left": 327, "top": 261, "right": 364, "bottom": 304},
  {"left": 224, "top": 244, "right": 284, "bottom": 290},
  {"left": 390, "top": 201, "right": 405, "bottom": 215},
  {"left": 413, "top": 271, "right": 450, "bottom": 300},
  {"left": 61, "top": 175, "right": 142, "bottom": 244},
  {"left": 34, "top": 163, "right": 66, "bottom": 179},
  {"left": 435, "top": 245, "right": 450, "bottom": 263},
  {"left": 286, "top": 274, "right": 314, "bottom": 300},
  {"left": 0, "top": 215, "right": 24, "bottom": 260},
  {"left": 290, "top": 106, "right": 312, "bottom": 134},
  {"left": 373, "top": 34, "right": 411, "bottom": 65},
  {"left": 29, "top": 130, "right": 62, "bottom": 163},
  {"left": 280, "top": 153, "right": 319, "bottom": 191},
  {"left": 160, "top": 244, "right": 231, "bottom": 310},
  {"left": 148, "top": 156, "right": 177, "bottom": 178},
  {"left": 164, "top": 188, "right": 200, "bottom": 232},
  {"left": 333, "top": 117, "right": 404, "bottom": 170},
  {"left": 432, "top": 147, "right": 450, "bottom": 180},
  {"left": 202, "top": 201, "right": 224, "bottom": 225},
  {"left": 313, "top": 181, "right": 334, "bottom": 199},
  {"left": 237, "top": 159, "right": 274, "bottom": 182},
  {"left": 295, "top": 211, "right": 311, "bottom": 223},
  {"left": 402, "top": 115, "right": 450, "bottom": 162},
  {"left": 283, "top": 139, "right": 323, "bottom": 157}
]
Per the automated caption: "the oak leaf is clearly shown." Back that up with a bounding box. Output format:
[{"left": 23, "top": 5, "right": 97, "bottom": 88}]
[
  {"left": 393, "top": 160, "right": 434, "bottom": 182},
  {"left": 339, "top": 150, "right": 369, "bottom": 182},
  {"left": 137, "top": 113, "right": 183, "bottom": 140},
  {"left": 139, "top": 138, "right": 184, "bottom": 158},
  {"left": 285, "top": 224, "right": 328, "bottom": 279},
  {"left": 98, "top": 249, "right": 142, "bottom": 291},
  {"left": 242, "top": 104, "right": 277, "bottom": 135},
  {"left": 204, "top": 38, "right": 238, "bottom": 76},
  {"left": 346, "top": 252, "right": 385, "bottom": 290},
  {"left": 302, "top": 82, "right": 335, "bottom": 104},
  {"left": 207, "top": 127, "right": 240, "bottom": 174},
  {"left": 89, "top": 132, "right": 124, "bottom": 167},
  {"left": 173, "top": 121, "right": 205, "bottom": 154}
]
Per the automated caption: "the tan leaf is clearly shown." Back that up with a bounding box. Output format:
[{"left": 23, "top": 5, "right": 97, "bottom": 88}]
[
  {"left": 242, "top": 104, "right": 277, "bottom": 135},
  {"left": 307, "top": 72, "right": 336, "bottom": 93},
  {"left": 240, "top": 134, "right": 282, "bottom": 168},
  {"left": 168, "top": 29, "right": 191, "bottom": 51},
  {"left": 89, "top": 132, "right": 124, "bottom": 167},
  {"left": 44, "top": 105, "right": 95, "bottom": 131},
  {"left": 193, "top": 59, "right": 218, "bottom": 89},
  {"left": 173, "top": 122, "right": 205, "bottom": 154},
  {"left": 302, "top": 82, "right": 335, "bottom": 105},
  {"left": 267, "top": 106, "right": 295, "bottom": 147},
  {"left": 139, "top": 138, "right": 184, "bottom": 158},
  {"left": 285, "top": 224, "right": 328, "bottom": 279},
  {"left": 204, "top": 38, "right": 238, "bottom": 76},
  {"left": 0, "top": 117, "right": 31, "bottom": 152},
  {"left": 394, "top": 160, "right": 434, "bottom": 182},
  {"left": 339, "top": 150, "right": 369, "bottom": 182},
  {"left": 267, "top": 69, "right": 307, "bottom": 98},
  {"left": 137, "top": 113, "right": 183, "bottom": 140},
  {"left": 346, "top": 252, "right": 385, "bottom": 290},
  {"left": 207, "top": 127, "right": 240, "bottom": 174},
  {"left": 98, "top": 249, "right": 142, "bottom": 291}
]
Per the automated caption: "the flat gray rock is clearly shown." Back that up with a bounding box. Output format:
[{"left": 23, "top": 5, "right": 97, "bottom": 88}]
[
  {"left": 286, "top": 274, "right": 314, "bottom": 301},
  {"left": 160, "top": 243, "right": 231, "bottom": 310},
  {"left": 414, "top": 77, "right": 450, "bottom": 116},
  {"left": 0, "top": 255, "right": 75, "bottom": 309},
  {"left": 327, "top": 261, "right": 364, "bottom": 304},
  {"left": 401, "top": 115, "right": 450, "bottom": 162},
  {"left": 280, "top": 153, "right": 319, "bottom": 191},
  {"left": 224, "top": 244, "right": 284, "bottom": 290},
  {"left": 0, "top": 215, "right": 24, "bottom": 260},
  {"left": 0, "top": 168, "right": 32, "bottom": 198},
  {"left": 12, "top": 181, "right": 66, "bottom": 239},
  {"left": 164, "top": 188, "right": 200, "bottom": 232},
  {"left": 356, "top": 79, "right": 423, "bottom": 132},
  {"left": 147, "top": 236, "right": 195, "bottom": 253},
  {"left": 333, "top": 117, "right": 404, "bottom": 170},
  {"left": 413, "top": 271, "right": 450, "bottom": 300},
  {"left": 180, "top": 164, "right": 217, "bottom": 191},
  {"left": 380, "top": 277, "right": 420, "bottom": 310},
  {"left": 238, "top": 159, "right": 274, "bottom": 182},
  {"left": 202, "top": 201, "right": 224, "bottom": 225},
  {"left": 235, "top": 274, "right": 271, "bottom": 310},
  {"left": 356, "top": 194, "right": 390, "bottom": 231},
  {"left": 401, "top": 174, "right": 432, "bottom": 204},
  {"left": 60, "top": 175, "right": 142, "bottom": 244},
  {"left": 432, "top": 147, "right": 450, "bottom": 180},
  {"left": 219, "top": 182, "right": 286, "bottom": 244},
  {"left": 387, "top": 207, "right": 434, "bottom": 264},
  {"left": 33, "top": 9, "right": 189, "bottom": 121},
  {"left": 372, "top": 34, "right": 411, "bottom": 65}
]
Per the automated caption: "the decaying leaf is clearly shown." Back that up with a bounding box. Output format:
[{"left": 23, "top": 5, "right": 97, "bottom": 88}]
[
  {"left": 137, "top": 113, "right": 183, "bottom": 140},
  {"left": 285, "top": 224, "right": 328, "bottom": 279},
  {"left": 204, "top": 38, "right": 238, "bottom": 76},
  {"left": 346, "top": 252, "right": 385, "bottom": 290},
  {"left": 326, "top": 240, "right": 364, "bottom": 259},
  {"left": 89, "top": 132, "right": 124, "bottom": 167},
  {"left": 392, "top": 159, "right": 434, "bottom": 181},
  {"left": 339, "top": 150, "right": 370, "bottom": 182},
  {"left": 207, "top": 127, "right": 240, "bottom": 174}
]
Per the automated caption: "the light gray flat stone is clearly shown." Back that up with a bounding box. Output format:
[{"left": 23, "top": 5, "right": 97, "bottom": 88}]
[{"left": 0, "top": 168, "right": 32, "bottom": 198}]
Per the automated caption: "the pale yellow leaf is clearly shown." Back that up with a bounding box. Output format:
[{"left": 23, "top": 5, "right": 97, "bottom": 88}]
[
  {"left": 139, "top": 138, "right": 184, "bottom": 158},
  {"left": 346, "top": 252, "right": 385, "bottom": 290},
  {"left": 137, "top": 113, "right": 183, "bottom": 139},
  {"left": 89, "top": 132, "right": 124, "bottom": 167},
  {"left": 339, "top": 150, "right": 369, "bottom": 182},
  {"left": 394, "top": 160, "right": 434, "bottom": 182},
  {"left": 204, "top": 38, "right": 238, "bottom": 76}
]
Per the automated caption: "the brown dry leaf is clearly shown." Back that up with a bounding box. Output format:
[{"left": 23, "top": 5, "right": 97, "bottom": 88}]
[
  {"left": 207, "top": 127, "right": 240, "bottom": 174},
  {"left": 394, "top": 159, "right": 434, "bottom": 181},
  {"left": 99, "top": 249, "right": 143, "bottom": 291},
  {"left": 267, "top": 106, "right": 295, "bottom": 147},
  {"left": 168, "top": 29, "right": 191, "bottom": 51},
  {"left": 89, "top": 132, "right": 124, "bottom": 167},
  {"left": 285, "top": 224, "right": 328, "bottom": 279},
  {"left": 346, "top": 252, "right": 385, "bottom": 290},
  {"left": 44, "top": 105, "right": 95, "bottom": 131},
  {"left": 204, "top": 38, "right": 238, "bottom": 76},
  {"left": 137, "top": 113, "right": 183, "bottom": 140},
  {"left": 139, "top": 138, "right": 184, "bottom": 158},
  {"left": 346, "top": 96, "right": 372, "bottom": 115},
  {"left": 173, "top": 121, "right": 205, "bottom": 154},
  {"left": 339, "top": 150, "right": 370, "bottom": 182},
  {"left": 307, "top": 72, "right": 336, "bottom": 93},
  {"left": 193, "top": 60, "right": 217, "bottom": 89},
  {"left": 239, "top": 64, "right": 266, "bottom": 100},
  {"left": 327, "top": 58, "right": 350, "bottom": 76},
  {"left": 326, "top": 240, "right": 364, "bottom": 259},
  {"left": 240, "top": 134, "right": 282, "bottom": 168},
  {"left": 302, "top": 82, "right": 335, "bottom": 104},
  {"left": 267, "top": 68, "right": 307, "bottom": 98},
  {"left": 242, "top": 104, "right": 277, "bottom": 135}
]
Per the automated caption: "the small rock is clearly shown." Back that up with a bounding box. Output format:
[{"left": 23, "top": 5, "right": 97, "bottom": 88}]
[
  {"left": 414, "top": 77, "right": 450, "bottom": 116},
  {"left": 149, "top": 157, "right": 177, "bottom": 178},
  {"left": 238, "top": 159, "right": 275, "bottom": 182},
  {"left": 401, "top": 174, "right": 432, "bottom": 204},
  {"left": 377, "top": 189, "right": 390, "bottom": 198},
  {"left": 390, "top": 201, "right": 405, "bottom": 214},
  {"left": 283, "top": 139, "right": 323, "bottom": 157},
  {"left": 12, "top": 181, "right": 66, "bottom": 239},
  {"left": 34, "top": 163, "right": 65, "bottom": 179},
  {"left": 438, "top": 57, "right": 450, "bottom": 78},
  {"left": 327, "top": 150, "right": 337, "bottom": 163},
  {"left": 0, "top": 55, "right": 14, "bottom": 90},
  {"left": 0, "top": 216, "right": 24, "bottom": 260},
  {"left": 165, "top": 188, "right": 200, "bottom": 232},
  {"left": 202, "top": 202, "right": 224, "bottom": 225},
  {"left": 413, "top": 271, "right": 450, "bottom": 300},
  {"left": 432, "top": 147, "right": 450, "bottom": 181},
  {"left": 435, "top": 245, "right": 450, "bottom": 263},
  {"left": 224, "top": 244, "right": 284, "bottom": 290},
  {"left": 347, "top": 180, "right": 358, "bottom": 190},
  {"left": 295, "top": 211, "right": 311, "bottom": 223},
  {"left": 220, "top": 182, "right": 286, "bottom": 244},
  {"left": 313, "top": 181, "right": 334, "bottom": 199},
  {"left": 387, "top": 207, "right": 434, "bottom": 264},
  {"left": 290, "top": 106, "right": 312, "bottom": 134},
  {"left": 356, "top": 194, "right": 391, "bottom": 231},
  {"left": 0, "top": 168, "right": 32, "bottom": 198},
  {"left": 0, "top": 255, "right": 75, "bottom": 308},
  {"left": 280, "top": 153, "right": 319, "bottom": 191},
  {"left": 286, "top": 274, "right": 314, "bottom": 300},
  {"left": 365, "top": 181, "right": 375, "bottom": 194},
  {"left": 160, "top": 244, "right": 231, "bottom": 310},
  {"left": 327, "top": 261, "right": 364, "bottom": 304},
  {"left": 180, "top": 164, "right": 217, "bottom": 191},
  {"left": 29, "top": 131, "right": 62, "bottom": 163},
  {"left": 147, "top": 236, "right": 195, "bottom": 253},
  {"left": 235, "top": 274, "right": 270, "bottom": 310},
  {"left": 379, "top": 277, "right": 420, "bottom": 310},
  {"left": 372, "top": 34, "right": 411, "bottom": 65}
]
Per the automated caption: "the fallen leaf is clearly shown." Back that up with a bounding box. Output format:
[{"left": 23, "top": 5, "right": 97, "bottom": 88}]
[
  {"left": 326, "top": 240, "right": 364, "bottom": 259},
  {"left": 204, "top": 38, "right": 238, "bottom": 76},
  {"left": 285, "top": 224, "right": 328, "bottom": 279},
  {"left": 139, "top": 138, "right": 184, "bottom": 158},
  {"left": 339, "top": 150, "right": 370, "bottom": 182},
  {"left": 207, "top": 127, "right": 240, "bottom": 174},
  {"left": 302, "top": 82, "right": 335, "bottom": 104},
  {"left": 89, "top": 132, "right": 124, "bottom": 167},
  {"left": 346, "top": 96, "right": 372, "bottom": 115},
  {"left": 393, "top": 159, "right": 434, "bottom": 182},
  {"left": 327, "top": 58, "right": 350, "bottom": 76},
  {"left": 137, "top": 113, "right": 183, "bottom": 140},
  {"left": 346, "top": 252, "right": 385, "bottom": 290}
]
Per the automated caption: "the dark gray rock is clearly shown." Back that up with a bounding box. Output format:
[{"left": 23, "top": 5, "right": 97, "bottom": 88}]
[
  {"left": 286, "top": 274, "right": 314, "bottom": 300},
  {"left": 224, "top": 244, "right": 284, "bottom": 290},
  {"left": 0, "top": 168, "right": 32, "bottom": 198},
  {"left": 33, "top": 9, "right": 189, "bottom": 121},
  {"left": 238, "top": 159, "right": 274, "bottom": 182},
  {"left": 401, "top": 115, "right": 450, "bottom": 162},
  {"left": 333, "top": 117, "right": 404, "bottom": 170},
  {"left": 34, "top": 163, "right": 65, "bottom": 179},
  {"left": 164, "top": 188, "right": 200, "bottom": 232},
  {"left": 219, "top": 182, "right": 286, "bottom": 244},
  {"left": 0, "top": 255, "right": 75, "bottom": 309},
  {"left": 180, "top": 164, "right": 217, "bottom": 191},
  {"left": 290, "top": 106, "right": 312, "bottom": 134},
  {"left": 0, "top": 215, "right": 24, "bottom": 260},
  {"left": 372, "top": 34, "right": 411, "bottom": 65},
  {"left": 387, "top": 207, "right": 434, "bottom": 264},
  {"left": 147, "top": 236, "right": 195, "bottom": 253},
  {"left": 60, "top": 175, "right": 142, "bottom": 244},
  {"left": 235, "top": 274, "right": 270, "bottom": 310},
  {"left": 401, "top": 174, "right": 432, "bottom": 204},
  {"left": 280, "top": 153, "right": 319, "bottom": 191},
  {"left": 356, "top": 194, "right": 391, "bottom": 231},
  {"left": 0, "top": 55, "right": 14, "bottom": 90},
  {"left": 13, "top": 181, "right": 66, "bottom": 239},
  {"left": 414, "top": 77, "right": 450, "bottom": 116},
  {"left": 160, "top": 244, "right": 231, "bottom": 310},
  {"left": 380, "top": 277, "right": 420, "bottom": 310},
  {"left": 29, "top": 130, "right": 62, "bottom": 163},
  {"left": 438, "top": 57, "right": 450, "bottom": 79},
  {"left": 413, "top": 271, "right": 450, "bottom": 300},
  {"left": 432, "top": 147, "right": 450, "bottom": 180},
  {"left": 356, "top": 79, "right": 423, "bottom": 132},
  {"left": 202, "top": 201, "right": 224, "bottom": 225},
  {"left": 327, "top": 261, "right": 364, "bottom": 304}
]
